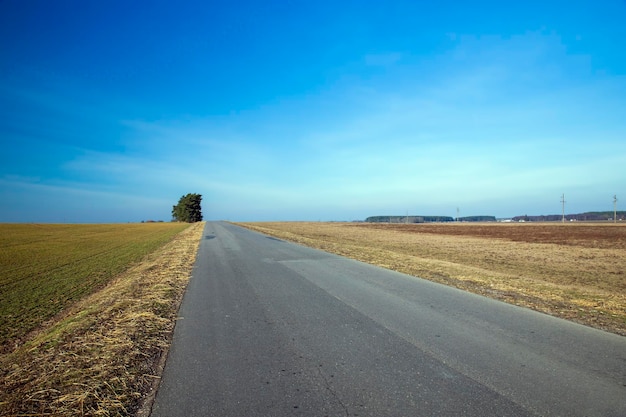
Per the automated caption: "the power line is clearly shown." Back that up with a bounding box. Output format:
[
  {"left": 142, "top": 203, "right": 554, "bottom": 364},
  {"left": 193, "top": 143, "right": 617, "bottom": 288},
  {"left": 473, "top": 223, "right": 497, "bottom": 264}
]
[
  {"left": 561, "top": 193, "right": 566, "bottom": 223},
  {"left": 614, "top": 195, "right": 618, "bottom": 223}
]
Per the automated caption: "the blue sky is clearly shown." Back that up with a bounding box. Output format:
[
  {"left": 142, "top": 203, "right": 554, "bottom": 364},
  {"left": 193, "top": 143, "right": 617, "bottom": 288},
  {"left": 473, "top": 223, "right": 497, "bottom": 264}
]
[{"left": 1, "top": 1, "right": 625, "bottom": 222}]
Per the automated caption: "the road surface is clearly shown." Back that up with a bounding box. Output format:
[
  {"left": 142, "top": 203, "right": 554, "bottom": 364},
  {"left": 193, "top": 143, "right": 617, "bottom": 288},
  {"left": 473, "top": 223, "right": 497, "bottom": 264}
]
[{"left": 150, "top": 221, "right": 626, "bottom": 416}]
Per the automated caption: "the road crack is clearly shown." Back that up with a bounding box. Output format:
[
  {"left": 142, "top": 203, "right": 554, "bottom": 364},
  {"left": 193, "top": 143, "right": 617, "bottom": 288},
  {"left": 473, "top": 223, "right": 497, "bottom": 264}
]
[{"left": 317, "top": 364, "right": 349, "bottom": 417}]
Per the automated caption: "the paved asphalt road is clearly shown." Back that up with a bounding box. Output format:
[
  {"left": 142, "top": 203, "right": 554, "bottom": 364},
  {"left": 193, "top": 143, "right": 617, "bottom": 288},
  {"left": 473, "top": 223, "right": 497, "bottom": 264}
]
[{"left": 150, "top": 222, "right": 626, "bottom": 417}]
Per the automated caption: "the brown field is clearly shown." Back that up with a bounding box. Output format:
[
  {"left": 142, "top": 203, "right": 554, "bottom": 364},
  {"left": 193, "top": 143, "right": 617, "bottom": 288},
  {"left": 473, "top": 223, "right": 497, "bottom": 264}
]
[{"left": 237, "top": 222, "right": 626, "bottom": 336}]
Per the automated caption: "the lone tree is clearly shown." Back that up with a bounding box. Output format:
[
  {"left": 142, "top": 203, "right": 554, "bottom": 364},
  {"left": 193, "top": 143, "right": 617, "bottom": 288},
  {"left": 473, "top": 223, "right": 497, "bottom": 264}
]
[{"left": 172, "top": 193, "right": 203, "bottom": 222}]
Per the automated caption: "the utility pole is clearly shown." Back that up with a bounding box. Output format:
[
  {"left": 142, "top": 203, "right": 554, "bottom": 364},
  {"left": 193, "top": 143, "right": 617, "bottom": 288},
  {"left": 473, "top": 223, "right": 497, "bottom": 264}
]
[
  {"left": 614, "top": 195, "right": 618, "bottom": 223},
  {"left": 561, "top": 193, "right": 566, "bottom": 223},
  {"left": 456, "top": 207, "right": 460, "bottom": 222}
]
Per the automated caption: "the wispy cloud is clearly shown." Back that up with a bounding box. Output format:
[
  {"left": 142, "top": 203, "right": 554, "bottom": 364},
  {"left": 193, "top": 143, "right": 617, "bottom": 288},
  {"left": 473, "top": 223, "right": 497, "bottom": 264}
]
[
  {"left": 99, "top": 30, "right": 624, "bottom": 218},
  {"left": 1, "top": 11, "right": 624, "bottom": 222},
  {"left": 0, "top": 175, "right": 171, "bottom": 222}
]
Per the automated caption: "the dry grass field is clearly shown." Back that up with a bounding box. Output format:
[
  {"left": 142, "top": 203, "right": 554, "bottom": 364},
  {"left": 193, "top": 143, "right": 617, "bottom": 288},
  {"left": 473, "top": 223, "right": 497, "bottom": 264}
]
[
  {"left": 238, "top": 222, "right": 626, "bottom": 336},
  {"left": 0, "top": 222, "right": 204, "bottom": 417}
]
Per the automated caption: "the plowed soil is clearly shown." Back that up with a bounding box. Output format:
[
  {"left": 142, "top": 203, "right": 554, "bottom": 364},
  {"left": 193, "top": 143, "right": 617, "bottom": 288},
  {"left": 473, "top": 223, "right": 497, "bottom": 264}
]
[{"left": 360, "top": 222, "right": 626, "bottom": 249}]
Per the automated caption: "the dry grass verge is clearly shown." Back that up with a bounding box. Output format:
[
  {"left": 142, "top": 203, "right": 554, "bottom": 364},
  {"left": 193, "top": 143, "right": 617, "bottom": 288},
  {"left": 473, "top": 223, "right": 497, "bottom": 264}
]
[
  {"left": 237, "top": 222, "right": 626, "bottom": 336},
  {"left": 0, "top": 222, "right": 204, "bottom": 416}
]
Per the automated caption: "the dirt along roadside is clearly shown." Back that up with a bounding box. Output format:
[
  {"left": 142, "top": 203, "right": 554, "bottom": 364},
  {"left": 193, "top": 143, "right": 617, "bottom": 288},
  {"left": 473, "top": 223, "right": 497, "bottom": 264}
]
[
  {"left": 0, "top": 222, "right": 205, "bottom": 417},
  {"left": 237, "top": 222, "right": 626, "bottom": 336}
]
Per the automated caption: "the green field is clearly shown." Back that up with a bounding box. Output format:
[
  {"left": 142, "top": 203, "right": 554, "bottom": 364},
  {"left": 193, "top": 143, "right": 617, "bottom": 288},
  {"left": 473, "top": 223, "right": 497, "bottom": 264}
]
[{"left": 0, "top": 223, "right": 189, "bottom": 349}]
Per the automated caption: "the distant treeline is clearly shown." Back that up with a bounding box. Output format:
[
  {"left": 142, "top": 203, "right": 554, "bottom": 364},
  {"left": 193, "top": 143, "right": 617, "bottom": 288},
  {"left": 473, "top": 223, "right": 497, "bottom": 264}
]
[
  {"left": 459, "top": 215, "right": 497, "bottom": 222},
  {"left": 365, "top": 211, "right": 625, "bottom": 223},
  {"left": 512, "top": 211, "right": 626, "bottom": 222},
  {"left": 365, "top": 215, "right": 496, "bottom": 223}
]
